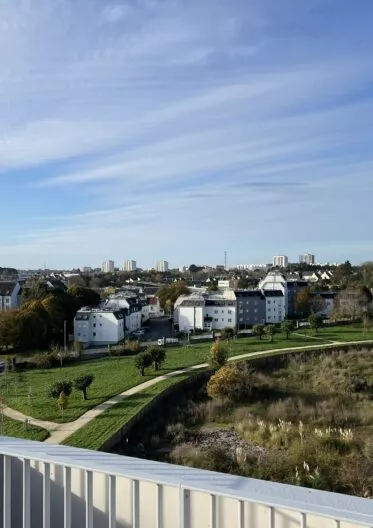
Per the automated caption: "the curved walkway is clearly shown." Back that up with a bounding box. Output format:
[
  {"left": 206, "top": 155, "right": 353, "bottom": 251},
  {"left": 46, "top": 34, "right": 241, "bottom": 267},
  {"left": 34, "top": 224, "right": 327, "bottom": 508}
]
[{"left": 4, "top": 338, "right": 373, "bottom": 445}]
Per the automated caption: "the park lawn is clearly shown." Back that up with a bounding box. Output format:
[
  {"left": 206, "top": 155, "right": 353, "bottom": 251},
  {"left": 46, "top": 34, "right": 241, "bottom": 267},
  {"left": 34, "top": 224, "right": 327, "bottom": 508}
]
[
  {"left": 63, "top": 372, "right": 193, "bottom": 450},
  {"left": 297, "top": 323, "right": 373, "bottom": 343},
  {"left": 1, "top": 415, "right": 49, "bottom": 442},
  {"left": 0, "top": 327, "right": 367, "bottom": 424}
]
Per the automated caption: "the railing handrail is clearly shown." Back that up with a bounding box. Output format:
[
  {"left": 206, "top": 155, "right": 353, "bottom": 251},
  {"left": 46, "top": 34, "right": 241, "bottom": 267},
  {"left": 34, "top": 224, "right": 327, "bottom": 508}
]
[{"left": 1, "top": 437, "right": 373, "bottom": 526}]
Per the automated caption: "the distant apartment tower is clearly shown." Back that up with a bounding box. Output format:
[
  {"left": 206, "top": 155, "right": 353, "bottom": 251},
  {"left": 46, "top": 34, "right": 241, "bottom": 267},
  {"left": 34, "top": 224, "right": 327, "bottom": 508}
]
[
  {"left": 156, "top": 260, "right": 169, "bottom": 272},
  {"left": 122, "top": 260, "right": 137, "bottom": 272},
  {"left": 82, "top": 267, "right": 92, "bottom": 273},
  {"left": 102, "top": 260, "right": 115, "bottom": 273},
  {"left": 273, "top": 255, "right": 288, "bottom": 268},
  {"left": 299, "top": 254, "right": 315, "bottom": 265}
]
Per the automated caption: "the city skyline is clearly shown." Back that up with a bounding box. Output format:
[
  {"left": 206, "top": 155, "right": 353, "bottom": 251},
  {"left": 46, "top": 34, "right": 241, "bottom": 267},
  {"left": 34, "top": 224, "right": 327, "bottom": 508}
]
[{"left": 0, "top": 0, "right": 372, "bottom": 268}]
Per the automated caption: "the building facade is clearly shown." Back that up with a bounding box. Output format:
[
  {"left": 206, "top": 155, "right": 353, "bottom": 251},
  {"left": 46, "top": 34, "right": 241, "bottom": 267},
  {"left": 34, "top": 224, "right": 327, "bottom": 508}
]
[
  {"left": 299, "top": 254, "right": 316, "bottom": 265},
  {"left": 0, "top": 281, "right": 21, "bottom": 312},
  {"left": 273, "top": 255, "right": 288, "bottom": 268},
  {"left": 122, "top": 260, "right": 137, "bottom": 272},
  {"left": 235, "top": 290, "right": 266, "bottom": 328},
  {"left": 105, "top": 294, "right": 142, "bottom": 333},
  {"left": 263, "top": 290, "right": 286, "bottom": 323},
  {"left": 101, "top": 260, "right": 115, "bottom": 273},
  {"left": 74, "top": 307, "right": 125, "bottom": 346},
  {"left": 156, "top": 260, "right": 169, "bottom": 272}
]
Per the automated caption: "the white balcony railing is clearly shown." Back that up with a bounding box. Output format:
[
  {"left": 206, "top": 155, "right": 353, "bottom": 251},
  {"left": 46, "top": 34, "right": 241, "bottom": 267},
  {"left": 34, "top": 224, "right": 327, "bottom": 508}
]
[{"left": 1, "top": 436, "right": 373, "bottom": 528}]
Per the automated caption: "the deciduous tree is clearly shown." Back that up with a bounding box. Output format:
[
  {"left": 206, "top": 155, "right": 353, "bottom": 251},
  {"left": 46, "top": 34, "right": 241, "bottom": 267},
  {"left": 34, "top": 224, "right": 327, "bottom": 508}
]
[
  {"left": 208, "top": 341, "right": 228, "bottom": 370},
  {"left": 147, "top": 346, "right": 166, "bottom": 370},
  {"left": 74, "top": 374, "right": 94, "bottom": 400},
  {"left": 134, "top": 351, "right": 152, "bottom": 376},
  {"left": 308, "top": 314, "right": 323, "bottom": 334},
  {"left": 207, "top": 363, "right": 255, "bottom": 402},
  {"left": 252, "top": 324, "right": 264, "bottom": 340},
  {"left": 280, "top": 320, "right": 294, "bottom": 339},
  {"left": 264, "top": 325, "right": 276, "bottom": 342}
]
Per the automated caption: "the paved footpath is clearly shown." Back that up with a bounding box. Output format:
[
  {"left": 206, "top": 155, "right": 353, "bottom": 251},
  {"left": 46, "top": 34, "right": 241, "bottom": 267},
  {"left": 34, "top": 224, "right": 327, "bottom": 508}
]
[{"left": 3, "top": 339, "right": 373, "bottom": 445}]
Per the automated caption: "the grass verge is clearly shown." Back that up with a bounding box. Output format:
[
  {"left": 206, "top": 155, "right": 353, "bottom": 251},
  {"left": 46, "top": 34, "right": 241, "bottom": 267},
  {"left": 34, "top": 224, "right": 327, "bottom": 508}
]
[
  {"left": 1, "top": 416, "right": 49, "bottom": 442},
  {"left": 63, "top": 372, "right": 195, "bottom": 450}
]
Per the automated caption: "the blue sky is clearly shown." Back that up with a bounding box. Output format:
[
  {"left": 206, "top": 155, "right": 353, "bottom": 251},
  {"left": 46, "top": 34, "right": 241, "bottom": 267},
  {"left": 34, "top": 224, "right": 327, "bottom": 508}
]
[{"left": 1, "top": 0, "right": 373, "bottom": 269}]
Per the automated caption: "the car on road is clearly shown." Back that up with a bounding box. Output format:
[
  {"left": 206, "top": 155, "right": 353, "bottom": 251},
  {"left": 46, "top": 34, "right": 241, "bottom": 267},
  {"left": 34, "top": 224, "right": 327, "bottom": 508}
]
[{"left": 132, "top": 329, "right": 145, "bottom": 336}]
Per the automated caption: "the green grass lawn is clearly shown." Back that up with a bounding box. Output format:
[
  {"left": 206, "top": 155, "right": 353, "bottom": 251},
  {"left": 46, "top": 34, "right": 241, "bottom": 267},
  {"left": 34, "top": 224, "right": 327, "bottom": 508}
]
[
  {"left": 1, "top": 415, "right": 49, "bottom": 442},
  {"left": 1, "top": 324, "right": 372, "bottom": 424},
  {"left": 63, "top": 372, "right": 193, "bottom": 450}
]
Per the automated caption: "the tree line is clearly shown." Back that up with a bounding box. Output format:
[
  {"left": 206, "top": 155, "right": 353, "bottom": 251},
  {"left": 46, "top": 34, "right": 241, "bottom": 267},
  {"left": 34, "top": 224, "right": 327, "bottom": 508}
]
[{"left": 0, "top": 281, "right": 100, "bottom": 351}]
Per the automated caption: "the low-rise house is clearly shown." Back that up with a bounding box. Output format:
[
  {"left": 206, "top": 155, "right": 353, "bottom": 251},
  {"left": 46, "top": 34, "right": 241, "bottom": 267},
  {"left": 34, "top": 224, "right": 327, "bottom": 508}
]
[
  {"left": 0, "top": 281, "right": 21, "bottom": 312},
  {"left": 74, "top": 307, "right": 125, "bottom": 346},
  {"left": 235, "top": 290, "right": 266, "bottom": 328}
]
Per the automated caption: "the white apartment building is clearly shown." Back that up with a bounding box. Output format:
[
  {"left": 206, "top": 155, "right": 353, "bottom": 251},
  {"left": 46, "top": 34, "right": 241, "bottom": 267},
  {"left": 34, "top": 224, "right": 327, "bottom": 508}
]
[
  {"left": 299, "top": 254, "right": 316, "bottom": 265},
  {"left": 273, "top": 255, "right": 288, "bottom": 268},
  {"left": 218, "top": 279, "right": 238, "bottom": 290},
  {"left": 74, "top": 307, "right": 125, "bottom": 346},
  {"left": 175, "top": 291, "right": 237, "bottom": 332},
  {"left": 263, "top": 290, "right": 286, "bottom": 323},
  {"left": 105, "top": 294, "right": 142, "bottom": 333},
  {"left": 0, "top": 281, "right": 21, "bottom": 312},
  {"left": 156, "top": 260, "right": 169, "bottom": 272},
  {"left": 102, "top": 260, "right": 115, "bottom": 273},
  {"left": 122, "top": 260, "right": 137, "bottom": 272}
]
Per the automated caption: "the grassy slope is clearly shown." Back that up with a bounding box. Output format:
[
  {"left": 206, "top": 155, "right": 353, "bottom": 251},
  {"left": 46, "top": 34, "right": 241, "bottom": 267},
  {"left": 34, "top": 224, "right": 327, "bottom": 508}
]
[
  {"left": 1, "top": 416, "right": 49, "bottom": 442},
  {"left": 63, "top": 373, "right": 192, "bottom": 450},
  {"left": 1, "top": 324, "right": 372, "bottom": 424},
  {"left": 63, "top": 325, "right": 373, "bottom": 450}
]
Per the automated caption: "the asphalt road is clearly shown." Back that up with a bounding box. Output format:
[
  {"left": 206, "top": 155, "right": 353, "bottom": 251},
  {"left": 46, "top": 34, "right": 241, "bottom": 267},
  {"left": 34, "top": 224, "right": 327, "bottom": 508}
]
[{"left": 145, "top": 317, "right": 175, "bottom": 341}]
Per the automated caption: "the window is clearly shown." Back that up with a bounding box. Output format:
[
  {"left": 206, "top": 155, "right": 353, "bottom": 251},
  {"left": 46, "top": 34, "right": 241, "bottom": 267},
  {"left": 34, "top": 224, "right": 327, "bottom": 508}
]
[
  {"left": 228, "top": 319, "right": 232, "bottom": 322},
  {"left": 93, "top": 315, "right": 96, "bottom": 318},
  {"left": 267, "top": 300, "right": 271, "bottom": 304},
  {"left": 228, "top": 310, "right": 232, "bottom": 314},
  {"left": 100, "top": 323, "right": 102, "bottom": 327},
  {"left": 93, "top": 323, "right": 96, "bottom": 327},
  {"left": 268, "top": 308, "right": 271, "bottom": 312},
  {"left": 239, "top": 317, "right": 243, "bottom": 322},
  {"left": 93, "top": 332, "right": 96, "bottom": 336},
  {"left": 214, "top": 310, "right": 218, "bottom": 314},
  {"left": 246, "top": 309, "right": 249, "bottom": 313},
  {"left": 78, "top": 333, "right": 81, "bottom": 336},
  {"left": 246, "top": 301, "right": 249, "bottom": 305},
  {"left": 239, "top": 309, "right": 243, "bottom": 314},
  {"left": 254, "top": 309, "right": 258, "bottom": 313},
  {"left": 214, "top": 318, "right": 218, "bottom": 322}
]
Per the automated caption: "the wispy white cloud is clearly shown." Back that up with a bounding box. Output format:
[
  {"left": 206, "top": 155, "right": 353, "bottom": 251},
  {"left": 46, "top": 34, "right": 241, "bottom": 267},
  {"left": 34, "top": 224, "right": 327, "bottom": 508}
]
[{"left": 0, "top": 0, "right": 373, "bottom": 267}]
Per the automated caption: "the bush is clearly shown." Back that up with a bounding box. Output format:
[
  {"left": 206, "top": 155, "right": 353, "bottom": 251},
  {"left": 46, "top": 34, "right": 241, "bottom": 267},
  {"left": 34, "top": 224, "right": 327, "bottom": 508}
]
[
  {"left": 207, "top": 362, "right": 255, "bottom": 402},
  {"left": 134, "top": 351, "right": 152, "bottom": 376},
  {"left": 32, "top": 352, "right": 55, "bottom": 370},
  {"left": 49, "top": 380, "right": 73, "bottom": 399}
]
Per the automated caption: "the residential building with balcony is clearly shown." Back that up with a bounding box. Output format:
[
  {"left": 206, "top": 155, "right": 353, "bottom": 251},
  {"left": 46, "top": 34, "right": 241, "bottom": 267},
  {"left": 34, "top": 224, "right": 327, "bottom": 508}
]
[
  {"left": 74, "top": 307, "right": 125, "bottom": 346},
  {"left": 1, "top": 436, "right": 373, "bottom": 528},
  {"left": 105, "top": 294, "right": 143, "bottom": 333}
]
